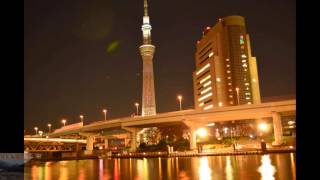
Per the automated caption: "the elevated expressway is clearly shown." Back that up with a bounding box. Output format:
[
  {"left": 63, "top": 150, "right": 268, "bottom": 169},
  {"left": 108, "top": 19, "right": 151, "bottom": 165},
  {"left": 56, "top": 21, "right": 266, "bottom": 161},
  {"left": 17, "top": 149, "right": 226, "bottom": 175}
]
[{"left": 48, "top": 99, "right": 296, "bottom": 151}]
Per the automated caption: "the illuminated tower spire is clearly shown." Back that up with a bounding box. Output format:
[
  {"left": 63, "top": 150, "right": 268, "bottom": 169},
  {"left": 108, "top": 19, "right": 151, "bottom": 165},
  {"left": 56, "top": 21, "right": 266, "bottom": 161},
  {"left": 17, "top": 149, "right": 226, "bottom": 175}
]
[{"left": 140, "top": 0, "right": 156, "bottom": 116}]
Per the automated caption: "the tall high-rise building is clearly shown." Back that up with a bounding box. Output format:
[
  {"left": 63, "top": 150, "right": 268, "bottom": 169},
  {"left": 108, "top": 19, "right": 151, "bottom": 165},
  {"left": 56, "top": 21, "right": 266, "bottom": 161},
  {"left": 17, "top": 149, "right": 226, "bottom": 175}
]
[
  {"left": 193, "top": 16, "right": 261, "bottom": 110},
  {"left": 140, "top": 0, "right": 156, "bottom": 116}
]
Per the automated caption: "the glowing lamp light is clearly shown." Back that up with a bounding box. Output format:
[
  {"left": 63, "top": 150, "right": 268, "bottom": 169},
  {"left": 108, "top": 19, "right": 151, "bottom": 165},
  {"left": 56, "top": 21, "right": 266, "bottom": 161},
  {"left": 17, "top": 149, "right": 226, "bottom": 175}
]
[
  {"left": 288, "top": 121, "right": 295, "bottom": 125},
  {"left": 205, "top": 123, "right": 215, "bottom": 127},
  {"left": 258, "top": 123, "right": 269, "bottom": 132},
  {"left": 224, "top": 127, "right": 228, "bottom": 134},
  {"left": 99, "top": 146, "right": 103, "bottom": 150},
  {"left": 196, "top": 128, "right": 207, "bottom": 137}
]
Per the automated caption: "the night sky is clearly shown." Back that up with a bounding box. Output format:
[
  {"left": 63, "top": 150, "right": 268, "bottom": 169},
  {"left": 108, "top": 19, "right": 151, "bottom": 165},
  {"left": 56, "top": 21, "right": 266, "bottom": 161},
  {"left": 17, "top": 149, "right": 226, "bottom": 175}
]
[{"left": 24, "top": 0, "right": 295, "bottom": 133}]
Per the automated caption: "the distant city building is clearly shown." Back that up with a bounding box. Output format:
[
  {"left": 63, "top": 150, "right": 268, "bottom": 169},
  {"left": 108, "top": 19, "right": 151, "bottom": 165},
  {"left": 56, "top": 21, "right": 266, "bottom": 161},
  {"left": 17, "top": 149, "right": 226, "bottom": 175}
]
[
  {"left": 193, "top": 16, "right": 261, "bottom": 110},
  {"left": 140, "top": 0, "right": 157, "bottom": 116}
]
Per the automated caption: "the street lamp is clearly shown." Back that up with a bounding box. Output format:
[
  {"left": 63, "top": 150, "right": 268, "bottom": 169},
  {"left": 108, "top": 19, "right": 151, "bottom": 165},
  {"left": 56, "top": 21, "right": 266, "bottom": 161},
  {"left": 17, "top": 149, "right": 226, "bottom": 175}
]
[
  {"left": 224, "top": 127, "right": 229, "bottom": 136},
  {"left": 258, "top": 123, "right": 269, "bottom": 132},
  {"left": 134, "top": 103, "right": 139, "bottom": 115},
  {"left": 177, "top": 95, "right": 183, "bottom": 111},
  {"left": 39, "top": 130, "right": 43, "bottom": 137},
  {"left": 48, "top": 124, "right": 52, "bottom": 133},
  {"left": 80, "top": 115, "right": 84, "bottom": 122},
  {"left": 61, "top": 119, "right": 67, "bottom": 127},
  {"left": 103, "top": 109, "right": 107, "bottom": 120},
  {"left": 196, "top": 128, "right": 207, "bottom": 138},
  {"left": 235, "top": 87, "right": 240, "bottom": 105},
  {"left": 258, "top": 122, "right": 269, "bottom": 140},
  {"left": 34, "top": 127, "right": 38, "bottom": 135}
]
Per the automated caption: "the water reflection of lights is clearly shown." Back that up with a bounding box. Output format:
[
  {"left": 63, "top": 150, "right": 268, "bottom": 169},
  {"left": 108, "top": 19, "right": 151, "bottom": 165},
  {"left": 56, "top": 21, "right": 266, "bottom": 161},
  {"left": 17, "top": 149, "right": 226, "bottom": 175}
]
[
  {"left": 45, "top": 162, "right": 52, "bottom": 180},
  {"left": 178, "top": 170, "right": 190, "bottom": 180},
  {"left": 198, "top": 157, "right": 212, "bottom": 180},
  {"left": 99, "top": 159, "right": 103, "bottom": 180},
  {"left": 158, "top": 158, "right": 162, "bottom": 180},
  {"left": 59, "top": 161, "right": 69, "bottom": 180},
  {"left": 258, "top": 155, "right": 276, "bottom": 180},
  {"left": 290, "top": 153, "right": 296, "bottom": 180},
  {"left": 143, "top": 158, "right": 149, "bottom": 179},
  {"left": 114, "top": 159, "right": 119, "bottom": 180},
  {"left": 225, "top": 156, "right": 234, "bottom": 180}
]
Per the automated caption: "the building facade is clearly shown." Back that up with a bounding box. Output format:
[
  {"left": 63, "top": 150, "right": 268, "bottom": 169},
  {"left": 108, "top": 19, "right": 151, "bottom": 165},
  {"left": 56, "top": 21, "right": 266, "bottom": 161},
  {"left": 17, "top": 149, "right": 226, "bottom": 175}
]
[{"left": 193, "top": 16, "right": 261, "bottom": 110}]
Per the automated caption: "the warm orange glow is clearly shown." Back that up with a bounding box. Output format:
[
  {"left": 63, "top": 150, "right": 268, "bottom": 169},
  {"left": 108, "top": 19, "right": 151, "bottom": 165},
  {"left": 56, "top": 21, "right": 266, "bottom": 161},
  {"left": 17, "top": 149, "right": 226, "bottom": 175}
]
[
  {"left": 80, "top": 115, "right": 84, "bottom": 119},
  {"left": 47, "top": 124, "right": 51, "bottom": 127},
  {"left": 258, "top": 123, "right": 269, "bottom": 132},
  {"left": 177, "top": 95, "right": 182, "bottom": 100},
  {"left": 135, "top": 102, "right": 139, "bottom": 107},
  {"left": 34, "top": 127, "right": 38, "bottom": 131},
  {"left": 196, "top": 128, "right": 207, "bottom": 137},
  {"left": 103, "top": 109, "right": 107, "bottom": 113},
  {"left": 61, "top": 119, "right": 67, "bottom": 126}
]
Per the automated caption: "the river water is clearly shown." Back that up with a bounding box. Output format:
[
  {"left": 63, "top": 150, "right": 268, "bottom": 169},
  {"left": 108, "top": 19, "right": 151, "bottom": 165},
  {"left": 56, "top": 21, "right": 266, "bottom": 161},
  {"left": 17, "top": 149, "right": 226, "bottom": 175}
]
[{"left": 24, "top": 153, "right": 295, "bottom": 180}]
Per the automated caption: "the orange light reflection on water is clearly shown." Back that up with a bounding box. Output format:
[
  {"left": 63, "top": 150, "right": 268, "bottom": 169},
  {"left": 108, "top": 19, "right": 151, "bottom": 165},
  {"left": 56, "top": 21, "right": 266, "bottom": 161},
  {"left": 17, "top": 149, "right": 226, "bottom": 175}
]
[
  {"left": 198, "top": 157, "right": 212, "bottom": 180},
  {"left": 59, "top": 161, "right": 69, "bottom": 180},
  {"left": 225, "top": 156, "right": 234, "bottom": 180},
  {"left": 45, "top": 162, "right": 52, "bottom": 180},
  {"left": 258, "top": 155, "right": 276, "bottom": 180},
  {"left": 290, "top": 153, "right": 296, "bottom": 180}
]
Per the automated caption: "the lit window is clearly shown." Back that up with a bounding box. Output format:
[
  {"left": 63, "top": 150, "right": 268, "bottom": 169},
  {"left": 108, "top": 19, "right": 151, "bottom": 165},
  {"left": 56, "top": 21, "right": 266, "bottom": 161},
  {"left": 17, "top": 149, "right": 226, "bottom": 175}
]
[
  {"left": 227, "top": 76, "right": 231, "bottom": 79},
  {"left": 209, "top": 52, "right": 214, "bottom": 57},
  {"left": 203, "top": 81, "right": 211, "bottom": 87},
  {"left": 201, "top": 87, "right": 212, "bottom": 94},
  {"left": 245, "top": 83, "right": 250, "bottom": 86},
  {"left": 244, "top": 69, "right": 247, "bottom": 71},
  {"left": 229, "top": 95, "right": 233, "bottom": 98},
  {"left": 252, "top": 78, "right": 256, "bottom": 82},
  {"left": 245, "top": 97, "right": 251, "bottom": 100},
  {"left": 198, "top": 92, "right": 213, "bottom": 102},
  {"left": 218, "top": 102, "right": 223, "bottom": 107},
  {"left": 240, "top": 35, "right": 244, "bottom": 44},
  {"left": 200, "top": 75, "right": 211, "bottom": 84},
  {"left": 226, "top": 64, "right": 230, "bottom": 67},
  {"left": 246, "top": 87, "right": 249, "bottom": 90},
  {"left": 241, "top": 54, "right": 247, "bottom": 58},
  {"left": 196, "top": 63, "right": 210, "bottom": 75},
  {"left": 199, "top": 102, "right": 204, "bottom": 107},
  {"left": 242, "top": 60, "right": 246, "bottom": 63},
  {"left": 247, "top": 102, "right": 252, "bottom": 104},
  {"left": 228, "top": 83, "right": 232, "bottom": 86},
  {"left": 226, "top": 59, "right": 230, "bottom": 61},
  {"left": 288, "top": 121, "right": 295, "bottom": 125},
  {"left": 245, "top": 92, "right": 251, "bottom": 95},
  {"left": 227, "top": 70, "right": 231, "bottom": 73},
  {"left": 204, "top": 104, "right": 213, "bottom": 110},
  {"left": 228, "top": 89, "right": 232, "bottom": 92},
  {"left": 216, "top": 78, "right": 221, "bottom": 82},
  {"left": 242, "top": 64, "right": 247, "bottom": 67}
]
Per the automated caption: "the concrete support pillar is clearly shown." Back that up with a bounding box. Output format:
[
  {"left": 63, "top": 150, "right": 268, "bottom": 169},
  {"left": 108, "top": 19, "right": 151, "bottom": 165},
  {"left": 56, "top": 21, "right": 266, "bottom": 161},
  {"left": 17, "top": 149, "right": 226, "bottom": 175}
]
[
  {"left": 183, "top": 120, "right": 203, "bottom": 151},
  {"left": 86, "top": 136, "right": 94, "bottom": 151},
  {"left": 189, "top": 127, "right": 197, "bottom": 150},
  {"left": 272, "top": 112, "right": 283, "bottom": 146},
  {"left": 122, "top": 127, "right": 141, "bottom": 152}
]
